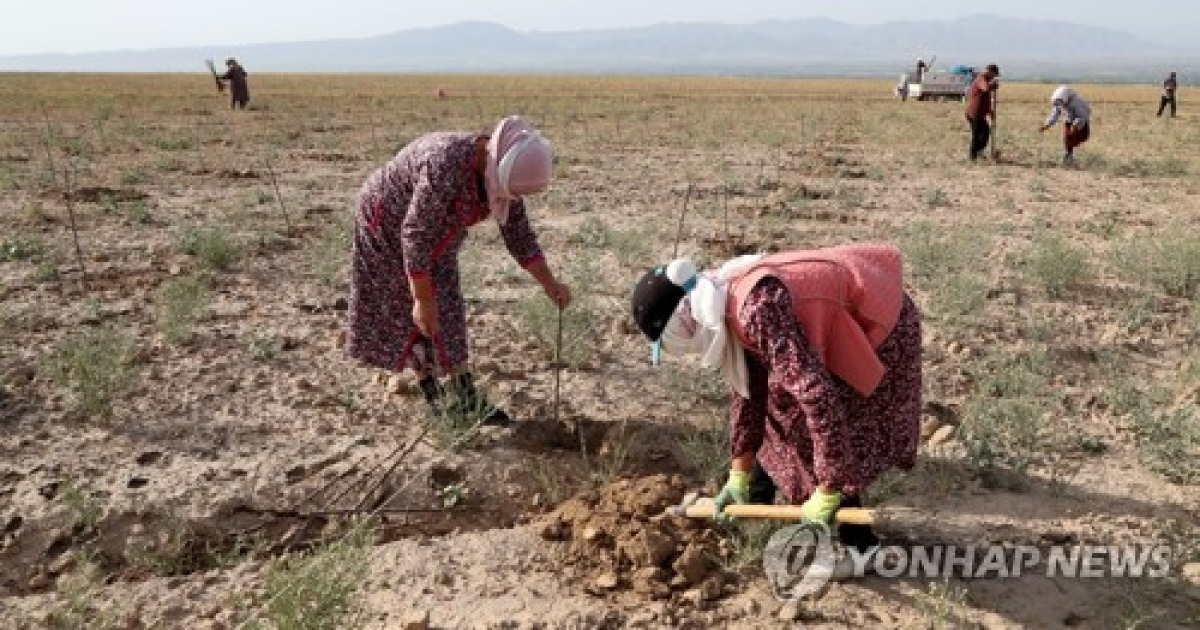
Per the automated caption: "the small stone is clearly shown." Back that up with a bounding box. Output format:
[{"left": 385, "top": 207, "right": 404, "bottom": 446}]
[
  {"left": 1181, "top": 562, "right": 1200, "bottom": 587},
  {"left": 928, "top": 425, "right": 956, "bottom": 446},
  {"left": 669, "top": 575, "right": 690, "bottom": 590},
  {"left": 581, "top": 526, "right": 602, "bottom": 541},
  {"left": 920, "top": 418, "right": 942, "bottom": 441},
  {"left": 402, "top": 609, "right": 430, "bottom": 630},
  {"left": 593, "top": 572, "right": 619, "bottom": 590},
  {"left": 777, "top": 601, "right": 802, "bottom": 622},
  {"left": 386, "top": 375, "right": 406, "bottom": 395},
  {"left": 334, "top": 331, "right": 347, "bottom": 349},
  {"left": 682, "top": 588, "right": 705, "bottom": 607}
]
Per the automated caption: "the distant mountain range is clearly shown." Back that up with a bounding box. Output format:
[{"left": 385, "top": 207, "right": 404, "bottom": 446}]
[{"left": 1, "top": 14, "right": 1193, "bottom": 80}]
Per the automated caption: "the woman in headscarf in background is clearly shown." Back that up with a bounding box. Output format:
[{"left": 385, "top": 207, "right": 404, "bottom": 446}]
[
  {"left": 348, "top": 115, "right": 571, "bottom": 426},
  {"left": 1040, "top": 85, "right": 1092, "bottom": 167},
  {"left": 630, "top": 243, "right": 922, "bottom": 556}
]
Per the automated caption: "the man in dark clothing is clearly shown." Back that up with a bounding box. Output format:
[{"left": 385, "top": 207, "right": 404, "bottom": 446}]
[
  {"left": 219, "top": 58, "right": 250, "bottom": 110},
  {"left": 965, "top": 64, "right": 1000, "bottom": 161},
  {"left": 1158, "top": 72, "right": 1178, "bottom": 118}
]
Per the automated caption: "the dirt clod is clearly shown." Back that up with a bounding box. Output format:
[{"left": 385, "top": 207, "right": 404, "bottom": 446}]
[
  {"left": 672, "top": 543, "right": 711, "bottom": 585},
  {"left": 538, "top": 474, "right": 728, "bottom": 600}
]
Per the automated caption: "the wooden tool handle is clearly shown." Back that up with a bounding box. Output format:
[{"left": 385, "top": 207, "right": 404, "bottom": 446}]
[{"left": 683, "top": 498, "right": 876, "bottom": 525}]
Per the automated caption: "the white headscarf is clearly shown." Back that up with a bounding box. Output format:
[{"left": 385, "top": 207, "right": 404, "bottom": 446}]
[
  {"left": 658, "top": 254, "right": 763, "bottom": 398},
  {"left": 1051, "top": 85, "right": 1073, "bottom": 104}
]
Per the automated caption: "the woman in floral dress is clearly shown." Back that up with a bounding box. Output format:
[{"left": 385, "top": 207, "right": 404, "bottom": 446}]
[
  {"left": 630, "top": 244, "right": 921, "bottom": 553},
  {"left": 348, "top": 116, "right": 571, "bottom": 425}
]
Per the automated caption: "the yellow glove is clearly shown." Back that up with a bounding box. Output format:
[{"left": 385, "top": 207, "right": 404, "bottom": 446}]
[{"left": 800, "top": 487, "right": 842, "bottom": 524}]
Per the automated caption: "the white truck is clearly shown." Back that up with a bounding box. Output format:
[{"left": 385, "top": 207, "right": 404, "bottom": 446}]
[{"left": 901, "top": 64, "right": 975, "bottom": 102}]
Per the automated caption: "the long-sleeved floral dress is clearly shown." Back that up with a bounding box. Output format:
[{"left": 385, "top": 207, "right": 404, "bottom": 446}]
[
  {"left": 347, "top": 132, "right": 544, "bottom": 376},
  {"left": 730, "top": 277, "right": 922, "bottom": 503}
]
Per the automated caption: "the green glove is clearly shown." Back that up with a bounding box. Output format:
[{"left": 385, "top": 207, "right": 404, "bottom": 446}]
[
  {"left": 799, "top": 487, "right": 842, "bottom": 524},
  {"left": 713, "top": 469, "right": 750, "bottom": 523}
]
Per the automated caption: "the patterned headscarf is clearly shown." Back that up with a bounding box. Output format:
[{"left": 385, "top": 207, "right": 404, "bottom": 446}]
[{"left": 484, "top": 116, "right": 553, "bottom": 225}]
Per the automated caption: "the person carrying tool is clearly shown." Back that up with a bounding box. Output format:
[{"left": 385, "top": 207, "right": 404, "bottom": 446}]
[
  {"left": 630, "top": 243, "right": 922, "bottom": 556},
  {"left": 965, "top": 64, "right": 1000, "bottom": 161},
  {"left": 218, "top": 58, "right": 251, "bottom": 110},
  {"left": 1157, "top": 71, "right": 1178, "bottom": 118},
  {"left": 1040, "top": 85, "right": 1092, "bottom": 167},
  {"left": 347, "top": 115, "right": 572, "bottom": 426}
]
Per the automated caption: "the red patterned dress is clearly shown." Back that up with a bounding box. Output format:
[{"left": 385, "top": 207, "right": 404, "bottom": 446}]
[
  {"left": 347, "top": 133, "right": 544, "bottom": 375},
  {"left": 730, "top": 278, "right": 922, "bottom": 503}
]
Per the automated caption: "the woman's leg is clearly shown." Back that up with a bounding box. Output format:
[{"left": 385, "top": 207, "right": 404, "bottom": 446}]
[
  {"left": 749, "top": 460, "right": 777, "bottom": 505},
  {"left": 836, "top": 495, "right": 879, "bottom": 553}
]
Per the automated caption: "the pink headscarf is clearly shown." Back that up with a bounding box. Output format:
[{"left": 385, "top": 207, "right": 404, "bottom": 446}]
[{"left": 484, "top": 116, "right": 553, "bottom": 225}]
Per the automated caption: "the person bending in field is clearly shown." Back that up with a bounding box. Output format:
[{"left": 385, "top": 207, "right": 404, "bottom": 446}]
[
  {"left": 347, "top": 115, "right": 571, "bottom": 426},
  {"left": 1040, "top": 85, "right": 1091, "bottom": 167},
  {"left": 630, "top": 243, "right": 922, "bottom": 575},
  {"left": 218, "top": 58, "right": 250, "bottom": 110}
]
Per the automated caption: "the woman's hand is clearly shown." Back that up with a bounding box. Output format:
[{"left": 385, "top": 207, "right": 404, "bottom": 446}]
[
  {"left": 713, "top": 469, "right": 750, "bottom": 524},
  {"left": 799, "top": 486, "right": 842, "bottom": 524},
  {"left": 409, "top": 276, "right": 438, "bottom": 338},
  {"left": 525, "top": 259, "right": 571, "bottom": 309},
  {"left": 412, "top": 297, "right": 438, "bottom": 338},
  {"left": 543, "top": 279, "right": 572, "bottom": 309}
]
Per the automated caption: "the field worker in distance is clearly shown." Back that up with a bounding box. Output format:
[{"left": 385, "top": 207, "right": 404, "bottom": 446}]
[
  {"left": 1157, "top": 71, "right": 1178, "bottom": 118},
  {"left": 218, "top": 58, "right": 250, "bottom": 110},
  {"left": 965, "top": 64, "right": 1000, "bottom": 161},
  {"left": 348, "top": 115, "right": 571, "bottom": 426},
  {"left": 1040, "top": 85, "right": 1091, "bottom": 167},
  {"left": 630, "top": 243, "right": 922, "bottom": 559}
]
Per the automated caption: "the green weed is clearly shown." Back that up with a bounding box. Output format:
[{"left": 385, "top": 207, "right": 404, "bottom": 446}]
[
  {"left": 1027, "top": 234, "right": 1090, "bottom": 296},
  {"left": 156, "top": 275, "right": 207, "bottom": 345},
  {"left": 61, "top": 479, "right": 101, "bottom": 532},
  {"left": 244, "top": 520, "right": 374, "bottom": 630},
  {"left": 46, "top": 327, "right": 136, "bottom": 419},
  {"left": 175, "top": 225, "right": 240, "bottom": 271},
  {"left": 0, "top": 235, "right": 45, "bottom": 262}
]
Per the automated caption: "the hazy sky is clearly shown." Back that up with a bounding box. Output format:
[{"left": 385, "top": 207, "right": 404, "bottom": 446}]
[{"left": 2, "top": 1, "right": 1196, "bottom": 55}]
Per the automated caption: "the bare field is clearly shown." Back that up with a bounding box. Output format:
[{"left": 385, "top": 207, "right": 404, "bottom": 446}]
[{"left": 1, "top": 74, "right": 1198, "bottom": 628}]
